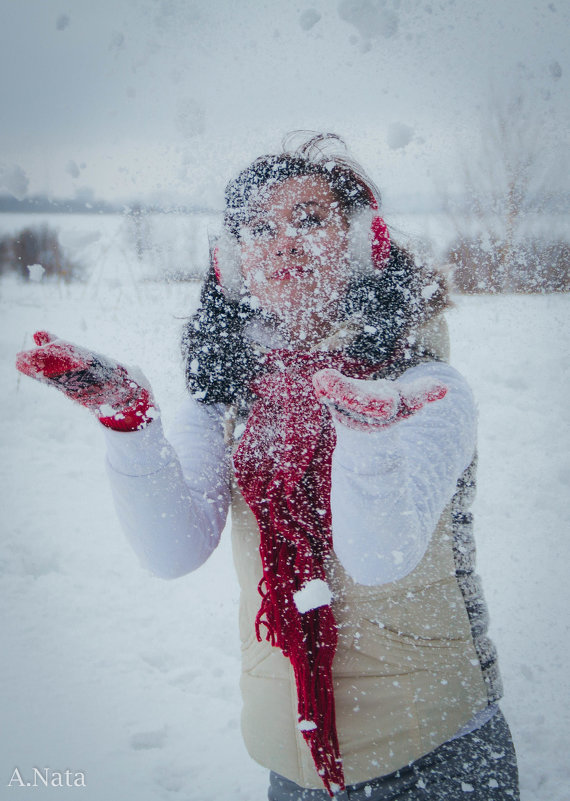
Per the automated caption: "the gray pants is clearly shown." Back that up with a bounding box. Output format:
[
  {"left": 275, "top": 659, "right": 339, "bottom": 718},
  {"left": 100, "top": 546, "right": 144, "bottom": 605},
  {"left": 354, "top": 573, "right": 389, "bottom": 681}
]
[{"left": 268, "top": 709, "right": 519, "bottom": 800}]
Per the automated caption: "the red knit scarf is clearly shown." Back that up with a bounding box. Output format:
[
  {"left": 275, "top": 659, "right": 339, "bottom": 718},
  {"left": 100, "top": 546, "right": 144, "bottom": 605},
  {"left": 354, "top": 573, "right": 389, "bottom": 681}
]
[{"left": 233, "top": 349, "right": 385, "bottom": 796}]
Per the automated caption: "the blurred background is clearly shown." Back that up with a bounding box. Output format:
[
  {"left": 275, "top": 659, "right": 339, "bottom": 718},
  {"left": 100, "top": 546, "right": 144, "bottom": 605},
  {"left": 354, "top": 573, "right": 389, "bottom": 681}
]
[
  {"left": 1, "top": 3, "right": 569, "bottom": 800},
  {"left": 0, "top": 0, "right": 568, "bottom": 289}
]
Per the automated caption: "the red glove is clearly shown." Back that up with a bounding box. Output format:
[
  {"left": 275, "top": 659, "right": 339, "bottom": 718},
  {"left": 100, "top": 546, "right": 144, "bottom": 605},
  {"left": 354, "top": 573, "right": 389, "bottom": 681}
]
[
  {"left": 312, "top": 368, "right": 447, "bottom": 431},
  {"left": 16, "top": 331, "right": 158, "bottom": 432}
]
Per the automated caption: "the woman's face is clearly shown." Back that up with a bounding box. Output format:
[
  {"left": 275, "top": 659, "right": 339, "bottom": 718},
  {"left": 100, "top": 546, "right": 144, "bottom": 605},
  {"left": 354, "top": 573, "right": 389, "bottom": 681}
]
[{"left": 238, "top": 175, "right": 351, "bottom": 347}]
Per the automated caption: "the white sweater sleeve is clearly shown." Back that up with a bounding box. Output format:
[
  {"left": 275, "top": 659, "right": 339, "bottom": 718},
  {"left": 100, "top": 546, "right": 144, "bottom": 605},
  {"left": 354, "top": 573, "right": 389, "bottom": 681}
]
[
  {"left": 330, "top": 362, "right": 477, "bottom": 586},
  {"left": 104, "top": 397, "right": 231, "bottom": 579}
]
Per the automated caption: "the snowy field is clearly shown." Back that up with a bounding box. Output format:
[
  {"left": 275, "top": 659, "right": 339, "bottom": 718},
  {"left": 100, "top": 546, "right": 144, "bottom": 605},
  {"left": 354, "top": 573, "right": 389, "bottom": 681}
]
[{"left": 1, "top": 228, "right": 569, "bottom": 799}]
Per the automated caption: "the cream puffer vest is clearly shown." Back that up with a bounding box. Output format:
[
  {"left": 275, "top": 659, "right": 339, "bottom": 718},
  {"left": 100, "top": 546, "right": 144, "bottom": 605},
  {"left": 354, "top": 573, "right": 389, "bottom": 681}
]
[{"left": 228, "top": 316, "right": 495, "bottom": 789}]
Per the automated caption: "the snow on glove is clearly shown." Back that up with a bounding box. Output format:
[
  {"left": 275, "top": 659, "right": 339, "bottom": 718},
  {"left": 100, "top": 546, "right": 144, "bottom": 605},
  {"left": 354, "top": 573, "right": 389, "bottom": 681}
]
[
  {"left": 312, "top": 368, "right": 447, "bottom": 431},
  {"left": 15, "top": 331, "right": 158, "bottom": 431}
]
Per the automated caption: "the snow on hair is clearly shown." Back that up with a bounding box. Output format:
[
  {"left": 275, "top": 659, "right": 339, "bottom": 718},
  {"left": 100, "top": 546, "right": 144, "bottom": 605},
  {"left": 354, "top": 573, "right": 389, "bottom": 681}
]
[{"left": 282, "top": 131, "right": 382, "bottom": 206}]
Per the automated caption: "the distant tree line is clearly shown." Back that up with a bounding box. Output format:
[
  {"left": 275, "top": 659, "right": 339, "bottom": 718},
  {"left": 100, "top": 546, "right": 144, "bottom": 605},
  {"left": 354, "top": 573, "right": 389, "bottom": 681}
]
[
  {"left": 0, "top": 194, "right": 218, "bottom": 215},
  {"left": 0, "top": 225, "right": 84, "bottom": 282},
  {"left": 0, "top": 194, "right": 121, "bottom": 215}
]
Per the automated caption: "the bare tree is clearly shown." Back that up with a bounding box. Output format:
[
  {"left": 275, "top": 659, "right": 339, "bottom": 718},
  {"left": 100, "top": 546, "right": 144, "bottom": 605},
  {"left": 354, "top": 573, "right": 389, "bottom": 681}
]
[{"left": 445, "top": 78, "right": 568, "bottom": 293}]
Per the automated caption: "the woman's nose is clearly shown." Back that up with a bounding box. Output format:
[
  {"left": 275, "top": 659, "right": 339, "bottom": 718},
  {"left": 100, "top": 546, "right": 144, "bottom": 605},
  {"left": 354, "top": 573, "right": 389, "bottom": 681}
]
[{"left": 274, "top": 229, "right": 299, "bottom": 257}]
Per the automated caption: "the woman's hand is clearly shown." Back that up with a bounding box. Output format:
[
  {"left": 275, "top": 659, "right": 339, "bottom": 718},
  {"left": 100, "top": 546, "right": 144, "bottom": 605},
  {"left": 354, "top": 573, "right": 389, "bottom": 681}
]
[
  {"left": 16, "top": 331, "right": 158, "bottom": 431},
  {"left": 312, "top": 368, "right": 447, "bottom": 431}
]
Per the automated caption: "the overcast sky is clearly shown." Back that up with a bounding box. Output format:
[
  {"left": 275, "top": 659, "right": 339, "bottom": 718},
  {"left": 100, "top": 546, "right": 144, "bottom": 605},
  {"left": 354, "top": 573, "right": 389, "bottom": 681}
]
[{"left": 1, "top": 0, "right": 568, "bottom": 208}]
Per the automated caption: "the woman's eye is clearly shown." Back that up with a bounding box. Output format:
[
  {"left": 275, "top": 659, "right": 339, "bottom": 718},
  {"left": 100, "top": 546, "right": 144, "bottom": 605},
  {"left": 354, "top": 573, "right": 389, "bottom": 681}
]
[{"left": 297, "top": 213, "right": 323, "bottom": 229}]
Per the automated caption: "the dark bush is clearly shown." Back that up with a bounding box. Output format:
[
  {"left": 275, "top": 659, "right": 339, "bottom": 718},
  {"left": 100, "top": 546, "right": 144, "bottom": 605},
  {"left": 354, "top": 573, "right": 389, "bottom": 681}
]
[
  {"left": 446, "top": 235, "right": 570, "bottom": 293},
  {"left": 0, "top": 224, "right": 84, "bottom": 282}
]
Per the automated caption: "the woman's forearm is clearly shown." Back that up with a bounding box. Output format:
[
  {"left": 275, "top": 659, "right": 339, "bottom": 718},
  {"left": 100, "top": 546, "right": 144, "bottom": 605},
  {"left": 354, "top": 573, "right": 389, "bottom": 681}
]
[
  {"left": 330, "top": 362, "right": 477, "bottom": 586},
  {"left": 104, "top": 400, "right": 231, "bottom": 579}
]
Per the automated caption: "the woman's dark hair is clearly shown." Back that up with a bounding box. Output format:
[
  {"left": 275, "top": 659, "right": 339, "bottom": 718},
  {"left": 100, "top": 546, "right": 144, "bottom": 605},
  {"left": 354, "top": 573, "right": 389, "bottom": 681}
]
[
  {"left": 182, "top": 132, "right": 448, "bottom": 406},
  {"left": 181, "top": 264, "right": 261, "bottom": 406}
]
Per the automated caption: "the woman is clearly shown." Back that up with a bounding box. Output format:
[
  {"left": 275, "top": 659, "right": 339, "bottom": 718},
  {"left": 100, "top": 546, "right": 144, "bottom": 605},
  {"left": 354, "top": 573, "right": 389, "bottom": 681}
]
[{"left": 16, "top": 133, "right": 519, "bottom": 800}]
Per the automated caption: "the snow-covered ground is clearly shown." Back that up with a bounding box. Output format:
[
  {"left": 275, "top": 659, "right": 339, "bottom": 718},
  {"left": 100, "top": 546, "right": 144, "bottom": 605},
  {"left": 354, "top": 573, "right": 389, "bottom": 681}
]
[{"left": 1, "top": 249, "right": 569, "bottom": 798}]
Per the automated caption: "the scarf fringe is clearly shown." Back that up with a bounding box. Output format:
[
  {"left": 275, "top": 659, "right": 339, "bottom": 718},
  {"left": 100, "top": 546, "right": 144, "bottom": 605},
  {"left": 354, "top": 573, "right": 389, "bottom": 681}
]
[{"left": 256, "top": 566, "right": 344, "bottom": 796}]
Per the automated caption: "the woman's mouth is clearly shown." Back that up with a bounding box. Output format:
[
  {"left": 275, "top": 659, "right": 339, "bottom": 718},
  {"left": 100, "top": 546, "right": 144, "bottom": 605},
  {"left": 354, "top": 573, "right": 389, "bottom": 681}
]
[{"left": 270, "top": 264, "right": 314, "bottom": 280}]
